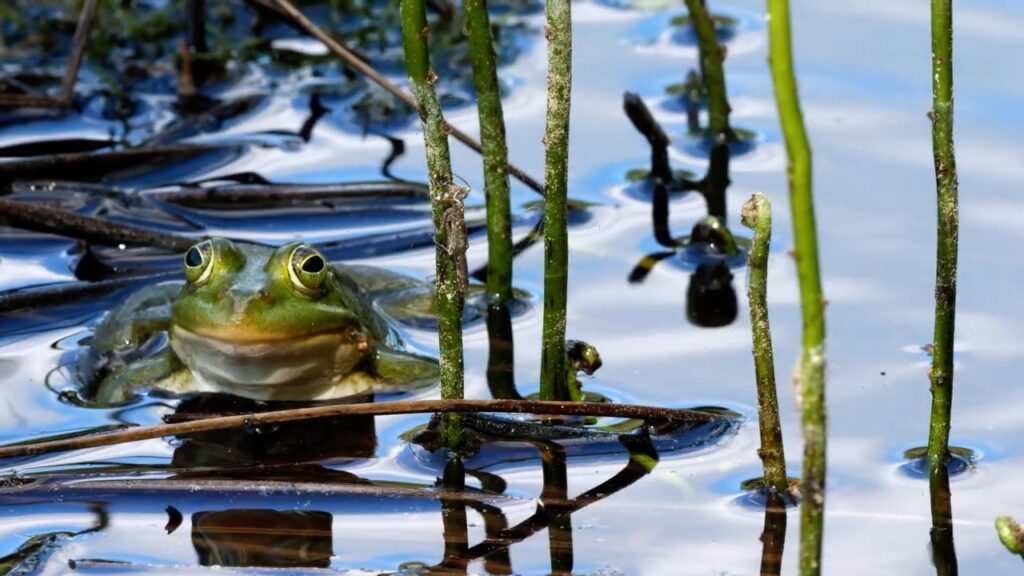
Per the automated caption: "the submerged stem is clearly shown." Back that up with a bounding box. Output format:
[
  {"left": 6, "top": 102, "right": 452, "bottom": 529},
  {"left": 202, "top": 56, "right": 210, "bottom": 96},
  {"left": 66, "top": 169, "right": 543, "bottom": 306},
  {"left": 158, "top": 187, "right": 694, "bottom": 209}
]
[
  {"left": 765, "top": 0, "right": 827, "bottom": 573},
  {"left": 538, "top": 0, "right": 572, "bottom": 402},
  {"left": 400, "top": 0, "right": 464, "bottom": 448},
  {"left": 741, "top": 193, "right": 788, "bottom": 496}
]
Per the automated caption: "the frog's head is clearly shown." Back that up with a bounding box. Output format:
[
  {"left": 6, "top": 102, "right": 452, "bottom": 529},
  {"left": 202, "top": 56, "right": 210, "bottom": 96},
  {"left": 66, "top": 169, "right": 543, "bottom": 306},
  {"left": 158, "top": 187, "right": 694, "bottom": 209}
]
[{"left": 171, "top": 238, "right": 367, "bottom": 345}]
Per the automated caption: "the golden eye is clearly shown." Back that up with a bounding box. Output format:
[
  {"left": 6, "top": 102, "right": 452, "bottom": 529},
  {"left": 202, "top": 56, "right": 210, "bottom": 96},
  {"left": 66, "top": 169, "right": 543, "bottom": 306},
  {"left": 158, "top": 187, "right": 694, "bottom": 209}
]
[
  {"left": 289, "top": 244, "right": 327, "bottom": 296},
  {"left": 183, "top": 240, "right": 214, "bottom": 285}
]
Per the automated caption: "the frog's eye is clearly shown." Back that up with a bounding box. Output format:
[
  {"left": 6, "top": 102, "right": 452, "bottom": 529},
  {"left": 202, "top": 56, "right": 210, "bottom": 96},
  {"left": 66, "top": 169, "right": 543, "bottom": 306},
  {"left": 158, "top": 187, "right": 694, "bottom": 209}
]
[
  {"left": 183, "top": 240, "right": 215, "bottom": 285},
  {"left": 289, "top": 245, "right": 327, "bottom": 296}
]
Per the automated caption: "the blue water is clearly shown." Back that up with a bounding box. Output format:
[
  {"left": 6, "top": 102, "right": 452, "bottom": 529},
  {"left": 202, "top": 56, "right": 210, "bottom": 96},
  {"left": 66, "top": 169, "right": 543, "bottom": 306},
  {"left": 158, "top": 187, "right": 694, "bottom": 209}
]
[{"left": 3, "top": 0, "right": 1024, "bottom": 573}]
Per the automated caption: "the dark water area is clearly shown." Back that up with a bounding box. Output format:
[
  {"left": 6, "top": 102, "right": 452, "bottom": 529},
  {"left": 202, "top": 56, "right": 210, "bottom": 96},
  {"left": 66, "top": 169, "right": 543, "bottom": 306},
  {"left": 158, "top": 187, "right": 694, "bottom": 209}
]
[{"left": 2, "top": 0, "right": 1024, "bottom": 573}]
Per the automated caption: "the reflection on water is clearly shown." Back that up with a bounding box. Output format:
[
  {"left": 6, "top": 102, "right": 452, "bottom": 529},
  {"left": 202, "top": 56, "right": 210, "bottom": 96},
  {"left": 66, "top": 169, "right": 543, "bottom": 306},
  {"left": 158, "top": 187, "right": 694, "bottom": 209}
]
[
  {"left": 3, "top": 0, "right": 1024, "bottom": 573},
  {"left": 192, "top": 509, "right": 334, "bottom": 568},
  {"left": 930, "top": 464, "right": 958, "bottom": 576}
]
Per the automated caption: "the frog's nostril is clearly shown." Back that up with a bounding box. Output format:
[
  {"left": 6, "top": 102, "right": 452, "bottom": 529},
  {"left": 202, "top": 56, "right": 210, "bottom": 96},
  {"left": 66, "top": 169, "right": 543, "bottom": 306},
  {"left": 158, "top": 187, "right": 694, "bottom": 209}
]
[{"left": 258, "top": 291, "right": 274, "bottom": 304}]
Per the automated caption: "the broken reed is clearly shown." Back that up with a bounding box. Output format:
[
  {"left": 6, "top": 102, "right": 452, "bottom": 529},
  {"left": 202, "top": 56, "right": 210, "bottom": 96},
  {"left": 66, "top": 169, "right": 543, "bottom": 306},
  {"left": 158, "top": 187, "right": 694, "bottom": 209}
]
[
  {"left": 925, "top": 0, "right": 959, "bottom": 512},
  {"left": 464, "top": 0, "right": 514, "bottom": 304},
  {"left": 683, "top": 0, "right": 734, "bottom": 141},
  {"left": 741, "top": 193, "right": 789, "bottom": 496},
  {"left": 400, "top": 0, "right": 465, "bottom": 448},
  {"left": 764, "top": 0, "right": 827, "bottom": 574},
  {"left": 538, "top": 0, "right": 572, "bottom": 401}
]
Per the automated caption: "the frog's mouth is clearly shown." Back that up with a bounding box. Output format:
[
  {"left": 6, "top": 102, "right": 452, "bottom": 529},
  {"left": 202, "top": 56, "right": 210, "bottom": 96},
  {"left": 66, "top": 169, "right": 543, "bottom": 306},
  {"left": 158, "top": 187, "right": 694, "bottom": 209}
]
[{"left": 169, "top": 325, "right": 371, "bottom": 391}]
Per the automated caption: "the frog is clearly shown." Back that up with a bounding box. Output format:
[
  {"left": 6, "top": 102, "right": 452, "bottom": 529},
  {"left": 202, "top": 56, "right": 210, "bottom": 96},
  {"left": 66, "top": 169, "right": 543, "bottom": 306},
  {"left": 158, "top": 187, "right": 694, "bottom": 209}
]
[{"left": 88, "top": 237, "right": 439, "bottom": 404}]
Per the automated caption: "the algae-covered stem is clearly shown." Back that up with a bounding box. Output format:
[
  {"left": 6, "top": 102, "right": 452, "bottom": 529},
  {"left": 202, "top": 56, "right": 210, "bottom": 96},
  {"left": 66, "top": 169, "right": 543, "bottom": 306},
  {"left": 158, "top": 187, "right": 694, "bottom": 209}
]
[
  {"left": 683, "top": 0, "right": 735, "bottom": 141},
  {"left": 538, "top": 0, "right": 572, "bottom": 401},
  {"left": 925, "top": 0, "right": 960, "bottom": 515},
  {"left": 764, "top": 0, "right": 827, "bottom": 573},
  {"left": 741, "top": 193, "right": 789, "bottom": 496},
  {"left": 464, "top": 0, "right": 514, "bottom": 303},
  {"left": 400, "top": 0, "right": 465, "bottom": 448},
  {"left": 270, "top": 0, "right": 544, "bottom": 195}
]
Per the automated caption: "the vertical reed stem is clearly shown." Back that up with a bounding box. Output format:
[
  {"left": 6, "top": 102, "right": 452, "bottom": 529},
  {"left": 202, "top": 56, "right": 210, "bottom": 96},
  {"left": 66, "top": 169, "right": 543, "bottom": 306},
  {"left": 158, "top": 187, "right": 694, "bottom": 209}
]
[
  {"left": 401, "top": 0, "right": 465, "bottom": 447},
  {"left": 765, "top": 1, "right": 827, "bottom": 573},
  {"left": 683, "top": 0, "right": 734, "bottom": 141},
  {"left": 741, "top": 193, "right": 789, "bottom": 496},
  {"left": 926, "top": 0, "right": 959, "bottom": 513},
  {"left": 464, "top": 0, "right": 514, "bottom": 304},
  {"left": 538, "top": 0, "right": 572, "bottom": 402}
]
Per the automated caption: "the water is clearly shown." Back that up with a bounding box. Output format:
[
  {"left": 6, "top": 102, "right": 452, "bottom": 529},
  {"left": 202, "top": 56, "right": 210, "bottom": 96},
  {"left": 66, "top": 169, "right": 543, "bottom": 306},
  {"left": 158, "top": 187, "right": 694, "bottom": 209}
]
[{"left": 3, "top": 0, "right": 1024, "bottom": 573}]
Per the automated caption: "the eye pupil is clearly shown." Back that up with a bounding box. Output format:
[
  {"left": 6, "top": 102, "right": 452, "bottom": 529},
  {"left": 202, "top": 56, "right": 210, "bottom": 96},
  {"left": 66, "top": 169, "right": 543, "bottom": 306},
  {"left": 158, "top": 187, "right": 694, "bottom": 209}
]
[
  {"left": 302, "top": 255, "right": 325, "bottom": 273},
  {"left": 185, "top": 247, "right": 203, "bottom": 267}
]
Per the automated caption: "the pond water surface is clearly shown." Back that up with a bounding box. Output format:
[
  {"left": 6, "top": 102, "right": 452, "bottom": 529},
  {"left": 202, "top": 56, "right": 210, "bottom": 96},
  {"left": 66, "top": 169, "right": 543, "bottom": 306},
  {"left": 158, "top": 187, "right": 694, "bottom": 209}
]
[{"left": 2, "top": 0, "right": 1024, "bottom": 574}]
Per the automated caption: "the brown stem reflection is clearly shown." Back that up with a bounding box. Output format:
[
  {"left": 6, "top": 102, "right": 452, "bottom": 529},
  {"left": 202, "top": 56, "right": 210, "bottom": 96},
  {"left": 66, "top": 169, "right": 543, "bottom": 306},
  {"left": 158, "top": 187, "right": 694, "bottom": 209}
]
[
  {"left": 437, "top": 457, "right": 470, "bottom": 574},
  {"left": 758, "top": 492, "right": 788, "bottom": 576},
  {"left": 930, "top": 464, "right": 958, "bottom": 576},
  {"left": 448, "top": 431, "right": 659, "bottom": 567},
  {"left": 540, "top": 442, "right": 574, "bottom": 575}
]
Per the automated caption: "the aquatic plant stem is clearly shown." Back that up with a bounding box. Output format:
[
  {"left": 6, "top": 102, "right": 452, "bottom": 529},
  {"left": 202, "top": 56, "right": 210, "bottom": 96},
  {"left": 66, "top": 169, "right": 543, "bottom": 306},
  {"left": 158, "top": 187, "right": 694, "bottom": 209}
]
[
  {"left": 741, "top": 193, "right": 788, "bottom": 496},
  {"left": 464, "top": 0, "right": 514, "bottom": 304},
  {"left": 538, "top": 0, "right": 572, "bottom": 402},
  {"left": 0, "top": 399, "right": 730, "bottom": 460},
  {"left": 683, "top": 0, "right": 734, "bottom": 141},
  {"left": 400, "top": 0, "right": 465, "bottom": 449},
  {"left": 926, "top": 0, "right": 959, "bottom": 518},
  {"left": 269, "top": 0, "right": 544, "bottom": 195},
  {"left": 765, "top": 0, "right": 827, "bottom": 573}
]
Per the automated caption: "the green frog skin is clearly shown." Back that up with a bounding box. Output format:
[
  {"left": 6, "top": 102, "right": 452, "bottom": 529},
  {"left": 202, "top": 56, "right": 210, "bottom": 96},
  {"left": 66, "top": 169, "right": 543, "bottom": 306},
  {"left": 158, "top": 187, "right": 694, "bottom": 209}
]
[{"left": 91, "top": 238, "right": 438, "bottom": 403}]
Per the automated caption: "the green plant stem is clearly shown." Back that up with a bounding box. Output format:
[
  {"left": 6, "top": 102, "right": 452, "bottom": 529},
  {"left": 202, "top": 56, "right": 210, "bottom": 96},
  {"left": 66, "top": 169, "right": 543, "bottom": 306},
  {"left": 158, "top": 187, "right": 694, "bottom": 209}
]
[
  {"left": 683, "top": 0, "right": 734, "bottom": 141},
  {"left": 538, "top": 0, "right": 572, "bottom": 402},
  {"left": 765, "top": 0, "right": 827, "bottom": 574},
  {"left": 926, "top": 0, "right": 959, "bottom": 517},
  {"left": 463, "top": 0, "right": 514, "bottom": 304},
  {"left": 741, "top": 193, "right": 788, "bottom": 496},
  {"left": 400, "top": 0, "right": 464, "bottom": 448}
]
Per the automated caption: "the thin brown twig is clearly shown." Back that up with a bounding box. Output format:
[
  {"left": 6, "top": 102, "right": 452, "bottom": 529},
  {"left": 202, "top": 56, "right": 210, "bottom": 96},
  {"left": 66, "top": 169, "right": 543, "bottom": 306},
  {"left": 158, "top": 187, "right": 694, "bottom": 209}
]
[
  {"left": 0, "top": 144, "right": 234, "bottom": 188},
  {"left": 267, "top": 0, "right": 545, "bottom": 195},
  {"left": 59, "top": 0, "right": 100, "bottom": 102},
  {"left": 5, "top": 477, "right": 515, "bottom": 505},
  {"left": 0, "top": 0, "right": 98, "bottom": 109},
  {"left": 0, "top": 271, "right": 179, "bottom": 314},
  {"left": 0, "top": 197, "right": 196, "bottom": 251},
  {"left": 0, "top": 399, "right": 729, "bottom": 459},
  {"left": 0, "top": 94, "right": 67, "bottom": 108},
  {"left": 143, "top": 181, "right": 430, "bottom": 205}
]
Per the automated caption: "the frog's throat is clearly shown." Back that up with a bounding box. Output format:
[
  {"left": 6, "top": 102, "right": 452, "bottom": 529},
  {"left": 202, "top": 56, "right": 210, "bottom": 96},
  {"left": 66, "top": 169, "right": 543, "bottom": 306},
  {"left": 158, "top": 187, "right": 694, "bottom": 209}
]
[{"left": 169, "top": 325, "right": 371, "bottom": 400}]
